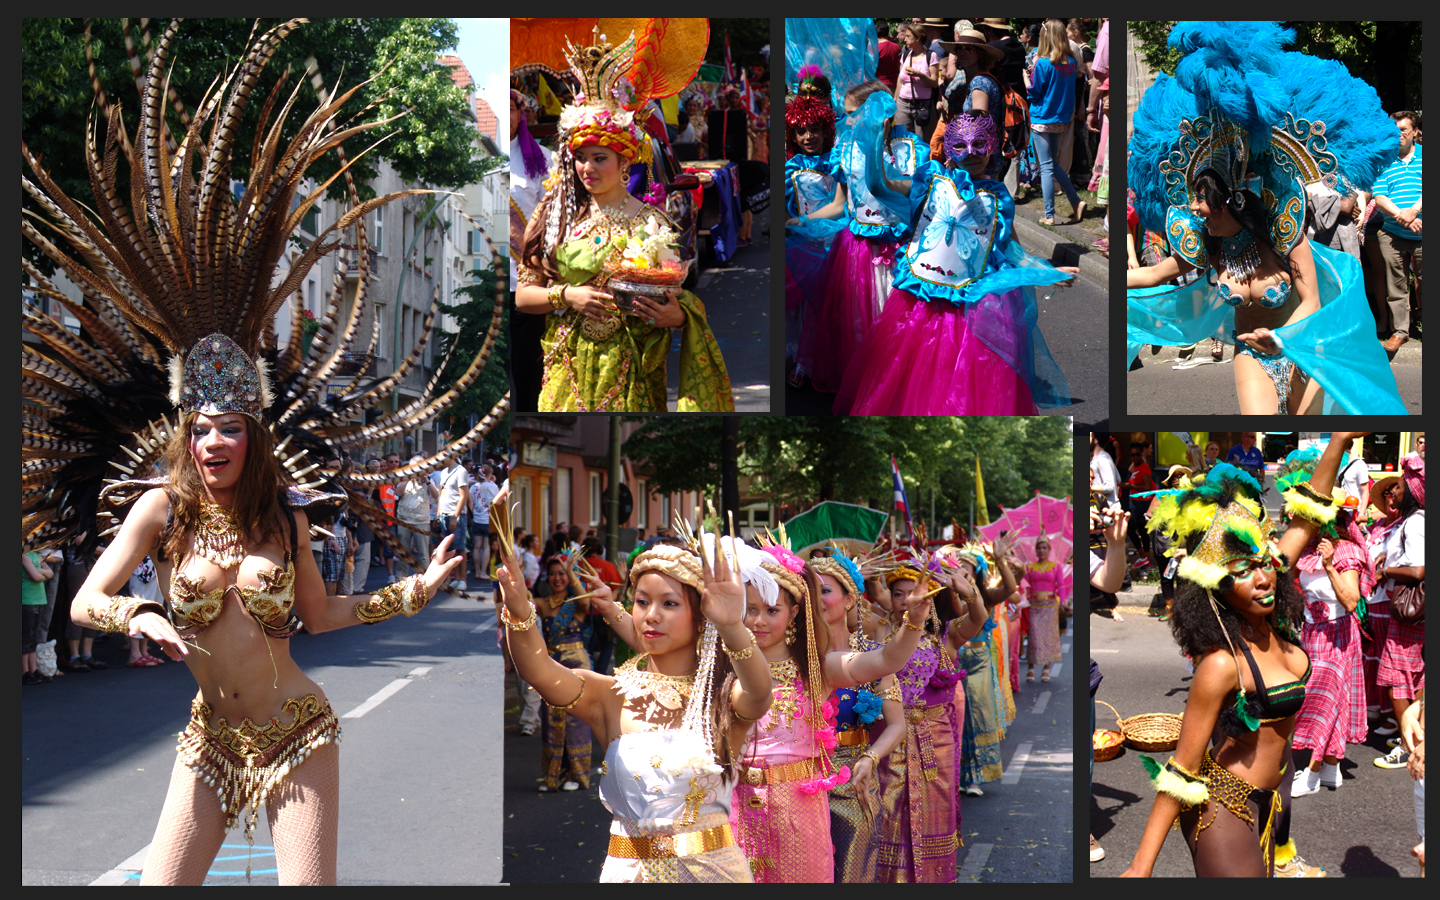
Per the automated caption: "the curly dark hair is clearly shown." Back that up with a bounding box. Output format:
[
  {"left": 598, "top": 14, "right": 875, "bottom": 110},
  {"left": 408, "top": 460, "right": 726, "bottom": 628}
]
[{"left": 1167, "top": 529, "right": 1304, "bottom": 658}]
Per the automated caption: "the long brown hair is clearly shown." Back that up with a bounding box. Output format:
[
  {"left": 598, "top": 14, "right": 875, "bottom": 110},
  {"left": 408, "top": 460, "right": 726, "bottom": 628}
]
[
  {"left": 159, "top": 410, "right": 289, "bottom": 564},
  {"left": 783, "top": 568, "right": 833, "bottom": 684},
  {"left": 677, "top": 582, "right": 740, "bottom": 769}
]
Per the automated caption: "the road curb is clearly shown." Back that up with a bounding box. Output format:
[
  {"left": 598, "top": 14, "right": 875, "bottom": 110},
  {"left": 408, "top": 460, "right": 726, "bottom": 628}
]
[{"left": 1014, "top": 215, "right": 1109, "bottom": 285}]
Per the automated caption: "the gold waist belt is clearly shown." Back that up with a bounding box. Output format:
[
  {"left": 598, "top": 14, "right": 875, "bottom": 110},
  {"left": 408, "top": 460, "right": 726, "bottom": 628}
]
[
  {"left": 904, "top": 702, "right": 949, "bottom": 724},
  {"left": 550, "top": 640, "right": 585, "bottom": 652},
  {"left": 905, "top": 701, "right": 949, "bottom": 782},
  {"left": 1030, "top": 593, "right": 1059, "bottom": 606},
  {"left": 607, "top": 822, "right": 735, "bottom": 859},
  {"left": 177, "top": 695, "right": 341, "bottom": 849},
  {"left": 739, "top": 755, "right": 822, "bottom": 786},
  {"left": 1192, "top": 748, "right": 1280, "bottom": 863},
  {"left": 836, "top": 728, "right": 870, "bottom": 747}
]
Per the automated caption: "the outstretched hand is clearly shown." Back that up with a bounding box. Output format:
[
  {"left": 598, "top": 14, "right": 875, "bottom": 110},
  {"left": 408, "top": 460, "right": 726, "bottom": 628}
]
[
  {"left": 422, "top": 534, "right": 467, "bottom": 598},
  {"left": 699, "top": 535, "right": 746, "bottom": 629},
  {"left": 1234, "top": 327, "right": 1281, "bottom": 356}
]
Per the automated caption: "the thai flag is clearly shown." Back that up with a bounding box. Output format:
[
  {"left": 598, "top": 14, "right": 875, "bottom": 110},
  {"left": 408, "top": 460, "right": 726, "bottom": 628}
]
[{"left": 892, "top": 455, "right": 913, "bottom": 539}]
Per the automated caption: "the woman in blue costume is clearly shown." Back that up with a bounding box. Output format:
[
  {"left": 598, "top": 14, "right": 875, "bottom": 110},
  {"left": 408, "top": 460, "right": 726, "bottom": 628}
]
[
  {"left": 802, "top": 80, "right": 913, "bottom": 394},
  {"left": 1125, "top": 21, "right": 1405, "bottom": 415},
  {"left": 836, "top": 110, "right": 1077, "bottom": 415},
  {"left": 784, "top": 67, "right": 849, "bottom": 387}
]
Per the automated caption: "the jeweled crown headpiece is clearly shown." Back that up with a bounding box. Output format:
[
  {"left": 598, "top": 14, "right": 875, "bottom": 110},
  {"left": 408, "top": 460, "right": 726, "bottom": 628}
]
[
  {"left": 169, "top": 333, "right": 274, "bottom": 420},
  {"left": 560, "top": 27, "right": 652, "bottom": 166},
  {"left": 1138, "top": 463, "right": 1279, "bottom": 589}
]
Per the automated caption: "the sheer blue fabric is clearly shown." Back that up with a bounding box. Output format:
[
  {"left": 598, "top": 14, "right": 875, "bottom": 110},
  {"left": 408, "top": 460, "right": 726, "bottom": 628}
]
[
  {"left": 835, "top": 91, "right": 910, "bottom": 241},
  {"left": 891, "top": 160, "right": 1073, "bottom": 408},
  {"left": 785, "top": 151, "right": 849, "bottom": 304},
  {"left": 1127, "top": 240, "right": 1405, "bottom": 413},
  {"left": 784, "top": 18, "right": 877, "bottom": 119}
]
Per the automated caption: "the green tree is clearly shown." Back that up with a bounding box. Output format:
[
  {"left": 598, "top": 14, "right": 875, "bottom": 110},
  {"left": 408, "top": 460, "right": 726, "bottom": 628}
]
[
  {"left": 707, "top": 18, "right": 770, "bottom": 70},
  {"left": 434, "top": 266, "right": 510, "bottom": 448},
  {"left": 22, "top": 18, "right": 500, "bottom": 272}
]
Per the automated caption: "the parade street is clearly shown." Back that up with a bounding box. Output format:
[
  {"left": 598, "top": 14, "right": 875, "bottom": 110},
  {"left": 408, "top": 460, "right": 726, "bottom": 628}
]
[
  {"left": 667, "top": 225, "right": 772, "bottom": 412},
  {"left": 21, "top": 578, "right": 502, "bottom": 886},
  {"left": 1126, "top": 351, "right": 1424, "bottom": 414},
  {"left": 785, "top": 267, "right": 1108, "bottom": 426},
  {"left": 501, "top": 629, "right": 1074, "bottom": 883},
  {"left": 1089, "top": 593, "right": 1424, "bottom": 878}
]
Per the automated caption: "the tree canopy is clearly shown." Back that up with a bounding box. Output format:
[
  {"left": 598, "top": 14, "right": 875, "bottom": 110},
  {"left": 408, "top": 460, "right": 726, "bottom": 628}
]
[
  {"left": 434, "top": 266, "right": 511, "bottom": 449},
  {"left": 623, "top": 417, "right": 1073, "bottom": 531},
  {"left": 22, "top": 18, "right": 501, "bottom": 271}
]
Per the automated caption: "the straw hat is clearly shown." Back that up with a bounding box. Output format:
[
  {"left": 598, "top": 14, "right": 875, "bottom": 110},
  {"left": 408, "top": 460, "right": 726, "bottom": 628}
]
[
  {"left": 939, "top": 30, "right": 1003, "bottom": 67},
  {"left": 977, "top": 18, "right": 1013, "bottom": 32}
]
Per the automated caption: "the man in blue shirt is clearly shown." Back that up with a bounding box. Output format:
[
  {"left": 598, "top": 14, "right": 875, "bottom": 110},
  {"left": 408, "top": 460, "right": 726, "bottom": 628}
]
[
  {"left": 1372, "top": 111, "right": 1422, "bottom": 353},
  {"left": 1225, "top": 431, "right": 1265, "bottom": 492}
]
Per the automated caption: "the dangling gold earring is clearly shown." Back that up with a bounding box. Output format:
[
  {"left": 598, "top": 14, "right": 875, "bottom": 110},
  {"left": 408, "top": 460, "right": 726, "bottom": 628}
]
[{"left": 784, "top": 620, "right": 797, "bottom": 645}]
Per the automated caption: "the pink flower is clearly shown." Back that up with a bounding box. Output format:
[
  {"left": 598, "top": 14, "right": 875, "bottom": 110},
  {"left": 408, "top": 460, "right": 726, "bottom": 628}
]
[{"left": 763, "top": 544, "right": 805, "bottom": 574}]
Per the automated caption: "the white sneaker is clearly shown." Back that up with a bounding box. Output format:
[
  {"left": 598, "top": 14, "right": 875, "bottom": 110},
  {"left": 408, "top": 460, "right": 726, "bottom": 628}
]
[
  {"left": 1374, "top": 719, "right": 1400, "bottom": 736},
  {"left": 561, "top": 780, "right": 581, "bottom": 792},
  {"left": 1318, "top": 762, "right": 1342, "bottom": 788},
  {"left": 1374, "top": 745, "right": 1410, "bottom": 769},
  {"left": 1291, "top": 766, "right": 1322, "bottom": 798}
]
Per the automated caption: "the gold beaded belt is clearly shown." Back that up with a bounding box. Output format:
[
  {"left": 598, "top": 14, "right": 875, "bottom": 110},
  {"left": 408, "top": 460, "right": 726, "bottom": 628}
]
[
  {"left": 904, "top": 702, "right": 949, "bottom": 724},
  {"left": 550, "top": 640, "right": 585, "bottom": 652},
  {"left": 607, "top": 823, "right": 735, "bottom": 859},
  {"left": 738, "top": 755, "right": 822, "bottom": 785},
  {"left": 1030, "top": 592, "right": 1059, "bottom": 607},
  {"left": 836, "top": 728, "right": 870, "bottom": 747}
]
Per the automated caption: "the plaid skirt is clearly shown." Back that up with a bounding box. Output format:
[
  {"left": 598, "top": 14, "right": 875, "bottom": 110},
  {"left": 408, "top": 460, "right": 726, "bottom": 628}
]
[
  {"left": 1293, "top": 614, "right": 1367, "bottom": 758},
  {"left": 1377, "top": 610, "right": 1426, "bottom": 699}
]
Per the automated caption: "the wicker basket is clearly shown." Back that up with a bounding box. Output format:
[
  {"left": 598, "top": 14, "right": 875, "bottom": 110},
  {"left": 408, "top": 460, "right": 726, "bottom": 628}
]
[
  {"left": 1096, "top": 700, "right": 1183, "bottom": 752},
  {"left": 1093, "top": 728, "right": 1125, "bottom": 761}
]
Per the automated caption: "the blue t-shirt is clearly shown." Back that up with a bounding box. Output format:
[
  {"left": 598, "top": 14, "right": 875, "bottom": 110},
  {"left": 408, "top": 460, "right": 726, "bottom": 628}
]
[{"left": 1226, "top": 445, "right": 1265, "bottom": 479}]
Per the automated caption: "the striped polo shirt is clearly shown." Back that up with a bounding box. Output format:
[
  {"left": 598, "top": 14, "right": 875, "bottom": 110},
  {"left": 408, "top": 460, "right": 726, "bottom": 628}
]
[{"left": 1372, "top": 143, "right": 1423, "bottom": 240}]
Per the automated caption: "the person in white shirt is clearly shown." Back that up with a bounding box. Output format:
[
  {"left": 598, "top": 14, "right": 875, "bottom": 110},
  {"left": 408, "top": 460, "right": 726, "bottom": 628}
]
[
  {"left": 1337, "top": 440, "right": 1370, "bottom": 524},
  {"left": 436, "top": 461, "right": 470, "bottom": 591},
  {"left": 470, "top": 463, "right": 501, "bottom": 592},
  {"left": 1090, "top": 433, "right": 1122, "bottom": 508}
]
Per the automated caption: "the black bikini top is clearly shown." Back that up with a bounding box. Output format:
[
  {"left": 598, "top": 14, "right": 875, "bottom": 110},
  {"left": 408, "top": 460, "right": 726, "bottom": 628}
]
[{"left": 1217, "top": 641, "right": 1311, "bottom": 738}]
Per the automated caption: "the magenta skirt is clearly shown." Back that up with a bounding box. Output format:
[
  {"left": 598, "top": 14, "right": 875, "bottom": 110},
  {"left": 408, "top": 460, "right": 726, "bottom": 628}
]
[
  {"left": 835, "top": 288, "right": 1039, "bottom": 415},
  {"left": 800, "top": 229, "right": 896, "bottom": 393}
]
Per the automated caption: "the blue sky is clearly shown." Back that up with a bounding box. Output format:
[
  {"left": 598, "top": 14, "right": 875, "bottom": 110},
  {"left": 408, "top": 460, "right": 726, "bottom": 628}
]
[{"left": 453, "top": 18, "right": 509, "bottom": 142}]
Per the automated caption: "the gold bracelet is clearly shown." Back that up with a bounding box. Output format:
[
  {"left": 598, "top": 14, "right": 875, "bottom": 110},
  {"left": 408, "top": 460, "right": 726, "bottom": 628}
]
[
  {"left": 731, "top": 699, "right": 763, "bottom": 723},
  {"left": 499, "top": 600, "right": 538, "bottom": 631},
  {"left": 354, "top": 574, "right": 429, "bottom": 624},
  {"left": 606, "top": 609, "right": 628, "bottom": 628},
  {"left": 545, "top": 670, "right": 586, "bottom": 711},
  {"left": 547, "top": 283, "right": 567, "bottom": 310},
  {"left": 903, "top": 616, "right": 925, "bottom": 632},
  {"left": 90, "top": 596, "right": 165, "bottom": 634},
  {"left": 722, "top": 629, "right": 758, "bottom": 661},
  {"left": 860, "top": 751, "right": 880, "bottom": 768}
]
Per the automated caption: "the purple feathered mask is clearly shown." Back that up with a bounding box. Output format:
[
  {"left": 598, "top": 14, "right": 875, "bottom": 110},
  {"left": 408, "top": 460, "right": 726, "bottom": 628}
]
[{"left": 943, "top": 113, "right": 998, "bottom": 164}]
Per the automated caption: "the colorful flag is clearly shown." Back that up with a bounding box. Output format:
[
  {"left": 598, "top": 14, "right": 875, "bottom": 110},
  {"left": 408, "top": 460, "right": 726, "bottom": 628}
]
[
  {"left": 724, "top": 32, "right": 735, "bottom": 83},
  {"left": 891, "top": 455, "right": 912, "bottom": 539},
  {"left": 536, "top": 75, "right": 563, "bottom": 116},
  {"left": 974, "top": 455, "right": 990, "bottom": 526}
]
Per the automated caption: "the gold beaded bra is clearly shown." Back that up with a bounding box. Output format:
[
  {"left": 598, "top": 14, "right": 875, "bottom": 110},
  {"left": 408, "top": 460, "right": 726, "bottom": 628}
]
[{"left": 167, "top": 500, "right": 302, "bottom": 639}]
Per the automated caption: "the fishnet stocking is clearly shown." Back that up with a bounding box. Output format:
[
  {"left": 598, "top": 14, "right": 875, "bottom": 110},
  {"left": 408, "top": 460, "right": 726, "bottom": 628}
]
[
  {"left": 266, "top": 741, "right": 340, "bottom": 885},
  {"left": 139, "top": 742, "right": 340, "bottom": 884},
  {"left": 140, "top": 754, "right": 230, "bottom": 885}
]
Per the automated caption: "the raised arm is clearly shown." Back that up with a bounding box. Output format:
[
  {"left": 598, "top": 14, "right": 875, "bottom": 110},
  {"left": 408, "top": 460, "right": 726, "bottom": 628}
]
[
  {"left": 295, "top": 509, "right": 465, "bottom": 634},
  {"left": 1126, "top": 253, "right": 1195, "bottom": 289},
  {"left": 1275, "top": 431, "right": 1363, "bottom": 565},
  {"left": 824, "top": 593, "right": 931, "bottom": 688},
  {"left": 71, "top": 488, "right": 187, "bottom": 659},
  {"left": 702, "top": 536, "right": 772, "bottom": 723}
]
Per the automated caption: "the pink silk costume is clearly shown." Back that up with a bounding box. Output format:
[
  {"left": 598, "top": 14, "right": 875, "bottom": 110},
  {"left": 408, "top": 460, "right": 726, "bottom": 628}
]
[
  {"left": 730, "top": 672, "right": 848, "bottom": 882},
  {"left": 1023, "top": 561, "right": 1063, "bottom": 667},
  {"left": 872, "top": 638, "right": 962, "bottom": 882}
]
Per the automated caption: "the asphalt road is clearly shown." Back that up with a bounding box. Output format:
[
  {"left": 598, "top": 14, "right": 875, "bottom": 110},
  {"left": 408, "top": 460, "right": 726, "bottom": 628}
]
[
  {"left": 1088, "top": 588, "right": 1424, "bottom": 878},
  {"left": 667, "top": 223, "right": 772, "bottom": 412},
  {"left": 22, "top": 572, "right": 502, "bottom": 886},
  {"left": 502, "top": 631, "right": 1075, "bottom": 883},
  {"left": 1125, "top": 353, "right": 1424, "bottom": 414},
  {"left": 785, "top": 268, "right": 1107, "bottom": 425}
]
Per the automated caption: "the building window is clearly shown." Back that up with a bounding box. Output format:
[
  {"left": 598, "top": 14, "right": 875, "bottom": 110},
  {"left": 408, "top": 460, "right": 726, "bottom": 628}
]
[
  {"left": 557, "top": 468, "right": 571, "bottom": 530},
  {"left": 660, "top": 493, "right": 671, "bottom": 526},
  {"left": 374, "top": 206, "right": 385, "bottom": 255},
  {"left": 636, "top": 480, "right": 647, "bottom": 529},
  {"left": 307, "top": 278, "right": 317, "bottom": 315},
  {"left": 589, "top": 473, "right": 602, "bottom": 527},
  {"left": 301, "top": 204, "right": 320, "bottom": 236}
]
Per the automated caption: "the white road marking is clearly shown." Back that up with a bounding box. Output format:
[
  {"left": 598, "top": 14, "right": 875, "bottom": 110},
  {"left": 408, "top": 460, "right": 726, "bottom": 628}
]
[
  {"left": 1048, "top": 661, "right": 1062, "bottom": 678},
  {"left": 1002, "top": 742, "right": 1034, "bottom": 785},
  {"left": 342, "top": 667, "right": 431, "bottom": 719},
  {"left": 696, "top": 271, "right": 714, "bottom": 292},
  {"left": 471, "top": 616, "right": 496, "bottom": 634},
  {"left": 957, "top": 841, "right": 994, "bottom": 882},
  {"left": 1031, "top": 690, "right": 1051, "bottom": 715},
  {"left": 1092, "top": 648, "right": 1120, "bottom": 653},
  {"left": 91, "top": 844, "right": 151, "bottom": 885},
  {"left": 1061, "top": 642, "right": 1071, "bottom": 653}
]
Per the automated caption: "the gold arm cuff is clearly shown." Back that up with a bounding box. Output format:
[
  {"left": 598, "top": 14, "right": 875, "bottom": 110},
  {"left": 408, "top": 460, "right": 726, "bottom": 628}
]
[
  {"left": 499, "top": 600, "right": 538, "bottom": 631},
  {"left": 882, "top": 682, "right": 903, "bottom": 702},
  {"left": 607, "top": 823, "right": 735, "bottom": 859},
  {"left": 516, "top": 262, "right": 544, "bottom": 286},
  {"left": 353, "top": 574, "right": 428, "bottom": 624},
  {"left": 722, "top": 629, "right": 758, "bottom": 661},
  {"left": 90, "top": 596, "right": 165, "bottom": 634},
  {"left": 544, "top": 670, "right": 587, "bottom": 712}
]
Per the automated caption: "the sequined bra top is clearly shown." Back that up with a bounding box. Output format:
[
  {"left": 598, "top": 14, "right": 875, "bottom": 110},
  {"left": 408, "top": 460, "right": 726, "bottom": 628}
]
[
  {"left": 1219, "top": 278, "right": 1290, "bottom": 308},
  {"left": 166, "top": 502, "right": 302, "bottom": 639}
]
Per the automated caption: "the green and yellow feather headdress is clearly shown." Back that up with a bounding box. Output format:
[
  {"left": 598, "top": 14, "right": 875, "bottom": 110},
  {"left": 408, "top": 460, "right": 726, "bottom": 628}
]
[{"left": 1137, "top": 463, "right": 1279, "bottom": 590}]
